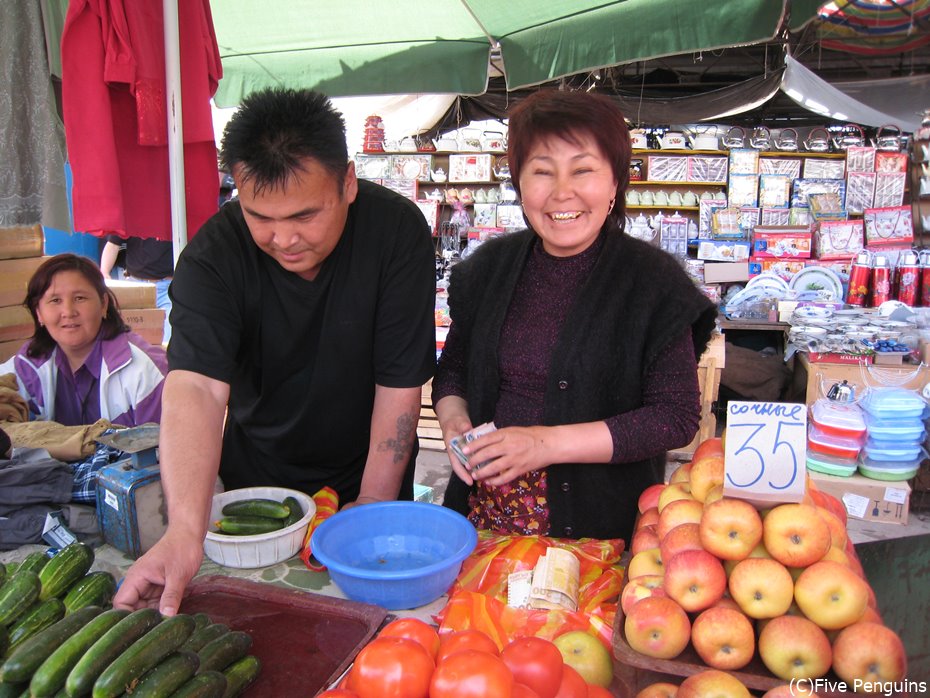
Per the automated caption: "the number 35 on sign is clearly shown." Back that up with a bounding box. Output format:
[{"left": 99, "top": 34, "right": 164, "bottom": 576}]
[{"left": 723, "top": 401, "right": 808, "bottom": 504}]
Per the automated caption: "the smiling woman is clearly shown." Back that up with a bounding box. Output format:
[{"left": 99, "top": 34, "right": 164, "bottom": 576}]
[
  {"left": 432, "top": 90, "right": 719, "bottom": 544},
  {"left": 0, "top": 254, "right": 168, "bottom": 427}
]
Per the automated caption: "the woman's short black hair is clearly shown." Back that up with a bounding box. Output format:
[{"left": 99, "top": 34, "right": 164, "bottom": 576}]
[{"left": 220, "top": 88, "right": 350, "bottom": 195}]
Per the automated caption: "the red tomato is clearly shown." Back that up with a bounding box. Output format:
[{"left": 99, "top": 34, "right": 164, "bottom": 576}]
[
  {"left": 346, "top": 636, "right": 434, "bottom": 698},
  {"left": 429, "top": 649, "right": 514, "bottom": 698},
  {"left": 379, "top": 617, "right": 441, "bottom": 660},
  {"left": 436, "top": 629, "right": 500, "bottom": 663},
  {"left": 553, "top": 665, "right": 589, "bottom": 698},
  {"left": 318, "top": 691, "right": 359, "bottom": 697},
  {"left": 500, "top": 637, "right": 564, "bottom": 698},
  {"left": 586, "top": 686, "right": 612, "bottom": 698},
  {"left": 513, "top": 683, "right": 543, "bottom": 698}
]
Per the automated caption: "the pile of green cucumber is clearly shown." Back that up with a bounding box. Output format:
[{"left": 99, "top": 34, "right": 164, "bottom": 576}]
[
  {"left": 213, "top": 497, "right": 304, "bottom": 536},
  {"left": 0, "top": 544, "right": 261, "bottom": 697}
]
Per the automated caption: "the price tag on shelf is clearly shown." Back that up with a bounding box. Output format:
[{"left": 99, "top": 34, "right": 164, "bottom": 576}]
[{"left": 723, "top": 401, "right": 807, "bottom": 504}]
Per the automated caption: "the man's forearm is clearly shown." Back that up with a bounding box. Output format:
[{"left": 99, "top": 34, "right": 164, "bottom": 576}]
[
  {"left": 356, "top": 385, "right": 421, "bottom": 502},
  {"left": 158, "top": 370, "right": 229, "bottom": 536}
]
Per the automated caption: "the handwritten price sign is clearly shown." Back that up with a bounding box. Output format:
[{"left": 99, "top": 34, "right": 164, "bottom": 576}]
[{"left": 723, "top": 401, "right": 808, "bottom": 504}]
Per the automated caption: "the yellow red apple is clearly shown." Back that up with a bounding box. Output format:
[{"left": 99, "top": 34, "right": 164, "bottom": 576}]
[
  {"left": 816, "top": 507, "right": 848, "bottom": 550},
  {"left": 657, "top": 482, "right": 694, "bottom": 513},
  {"left": 831, "top": 621, "right": 907, "bottom": 688},
  {"left": 630, "top": 525, "right": 661, "bottom": 555},
  {"left": 668, "top": 462, "right": 692, "bottom": 485},
  {"left": 703, "top": 484, "right": 725, "bottom": 505},
  {"left": 758, "top": 615, "right": 832, "bottom": 681},
  {"left": 762, "top": 684, "right": 819, "bottom": 697},
  {"left": 635, "top": 683, "right": 678, "bottom": 698},
  {"left": 688, "top": 455, "right": 725, "bottom": 503},
  {"left": 657, "top": 498, "right": 704, "bottom": 539},
  {"left": 794, "top": 560, "right": 870, "bottom": 630},
  {"left": 692, "top": 436, "right": 724, "bottom": 462},
  {"left": 637, "top": 507, "right": 660, "bottom": 531},
  {"left": 623, "top": 596, "right": 691, "bottom": 660},
  {"left": 727, "top": 557, "right": 794, "bottom": 619},
  {"left": 663, "top": 549, "right": 727, "bottom": 613},
  {"left": 690, "top": 606, "right": 755, "bottom": 671},
  {"left": 639, "top": 484, "right": 666, "bottom": 514},
  {"left": 677, "top": 669, "right": 751, "bottom": 698},
  {"left": 627, "top": 548, "right": 663, "bottom": 579},
  {"left": 620, "top": 574, "right": 666, "bottom": 615},
  {"left": 699, "top": 497, "right": 763, "bottom": 561},
  {"left": 552, "top": 630, "right": 613, "bottom": 688},
  {"left": 762, "top": 503, "right": 831, "bottom": 568},
  {"left": 659, "top": 523, "right": 703, "bottom": 562}
]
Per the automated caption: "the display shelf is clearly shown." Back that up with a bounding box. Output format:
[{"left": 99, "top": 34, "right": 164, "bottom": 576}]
[
  {"left": 629, "top": 180, "right": 722, "bottom": 187},
  {"left": 632, "top": 148, "right": 848, "bottom": 159},
  {"left": 627, "top": 205, "right": 699, "bottom": 211}
]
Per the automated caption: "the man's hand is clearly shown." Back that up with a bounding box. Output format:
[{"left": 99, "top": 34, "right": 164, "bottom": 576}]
[{"left": 112, "top": 527, "right": 204, "bottom": 616}]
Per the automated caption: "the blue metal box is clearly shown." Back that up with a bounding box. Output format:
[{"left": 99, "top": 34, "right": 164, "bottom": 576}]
[{"left": 95, "top": 459, "right": 166, "bottom": 559}]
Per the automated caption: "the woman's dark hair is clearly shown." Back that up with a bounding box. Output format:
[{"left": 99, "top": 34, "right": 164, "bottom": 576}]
[
  {"left": 220, "top": 87, "right": 350, "bottom": 195},
  {"left": 507, "top": 90, "right": 632, "bottom": 230},
  {"left": 24, "top": 253, "right": 129, "bottom": 358}
]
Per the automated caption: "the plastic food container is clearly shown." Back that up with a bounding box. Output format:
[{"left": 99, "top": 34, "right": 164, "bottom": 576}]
[
  {"left": 864, "top": 413, "right": 926, "bottom": 440},
  {"left": 858, "top": 452, "right": 923, "bottom": 481},
  {"left": 859, "top": 387, "right": 928, "bottom": 421},
  {"left": 311, "top": 501, "right": 478, "bottom": 610},
  {"left": 204, "top": 487, "right": 316, "bottom": 569},
  {"left": 809, "top": 399, "right": 867, "bottom": 439},
  {"left": 806, "top": 452, "right": 857, "bottom": 477},
  {"left": 807, "top": 423, "right": 865, "bottom": 460},
  {"left": 862, "top": 440, "right": 924, "bottom": 462}
]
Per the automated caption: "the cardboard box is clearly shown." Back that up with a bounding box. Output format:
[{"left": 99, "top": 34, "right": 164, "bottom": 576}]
[
  {"left": 809, "top": 471, "right": 910, "bottom": 524},
  {"left": 0, "top": 305, "right": 33, "bottom": 343},
  {"left": 123, "top": 309, "right": 165, "bottom": 346},
  {"left": 703, "top": 261, "right": 750, "bottom": 283},
  {"left": 696, "top": 239, "right": 751, "bottom": 262},
  {"left": 107, "top": 280, "right": 157, "bottom": 309},
  {"left": 800, "top": 353, "right": 930, "bottom": 405},
  {"left": 0, "top": 225, "right": 44, "bottom": 260},
  {"left": 0, "top": 339, "right": 21, "bottom": 363},
  {"left": 0, "top": 256, "right": 47, "bottom": 307}
]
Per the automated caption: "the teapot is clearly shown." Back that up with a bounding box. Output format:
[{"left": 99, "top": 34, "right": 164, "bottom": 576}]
[
  {"left": 485, "top": 188, "right": 500, "bottom": 203},
  {"left": 749, "top": 126, "right": 771, "bottom": 150},
  {"left": 458, "top": 188, "right": 475, "bottom": 205},
  {"left": 639, "top": 190, "right": 655, "bottom": 205},
  {"left": 774, "top": 127, "right": 799, "bottom": 151},
  {"left": 626, "top": 189, "right": 641, "bottom": 205},
  {"left": 416, "top": 136, "right": 436, "bottom": 152},
  {"left": 457, "top": 128, "right": 482, "bottom": 152},
  {"left": 831, "top": 124, "right": 865, "bottom": 151},
  {"left": 397, "top": 136, "right": 418, "bottom": 152},
  {"left": 803, "top": 127, "right": 831, "bottom": 152},
  {"left": 630, "top": 130, "right": 649, "bottom": 149},
  {"left": 687, "top": 128, "right": 719, "bottom": 151},
  {"left": 682, "top": 191, "right": 698, "bottom": 206},
  {"left": 474, "top": 188, "right": 487, "bottom": 203},
  {"left": 722, "top": 126, "right": 746, "bottom": 149},
  {"left": 659, "top": 131, "right": 687, "bottom": 150},
  {"left": 430, "top": 167, "right": 447, "bottom": 183},
  {"left": 434, "top": 135, "right": 457, "bottom": 151},
  {"left": 499, "top": 181, "right": 518, "bottom": 203},
  {"left": 826, "top": 380, "right": 855, "bottom": 403},
  {"left": 481, "top": 130, "right": 507, "bottom": 152},
  {"left": 654, "top": 190, "right": 669, "bottom": 206},
  {"left": 668, "top": 191, "right": 683, "bottom": 206},
  {"left": 628, "top": 213, "right": 653, "bottom": 240},
  {"left": 874, "top": 124, "right": 904, "bottom": 152},
  {"left": 492, "top": 156, "right": 511, "bottom": 180}
]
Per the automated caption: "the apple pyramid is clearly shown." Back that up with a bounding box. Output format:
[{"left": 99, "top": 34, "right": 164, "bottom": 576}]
[{"left": 621, "top": 436, "right": 908, "bottom": 688}]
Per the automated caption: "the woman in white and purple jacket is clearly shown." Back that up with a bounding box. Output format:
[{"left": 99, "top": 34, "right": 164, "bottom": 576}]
[{"left": 0, "top": 254, "right": 167, "bottom": 427}]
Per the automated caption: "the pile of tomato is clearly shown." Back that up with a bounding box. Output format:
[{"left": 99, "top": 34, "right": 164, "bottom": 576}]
[{"left": 319, "top": 618, "right": 614, "bottom": 698}]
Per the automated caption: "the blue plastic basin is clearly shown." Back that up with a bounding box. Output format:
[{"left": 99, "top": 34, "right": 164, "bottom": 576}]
[{"left": 310, "top": 501, "right": 478, "bottom": 610}]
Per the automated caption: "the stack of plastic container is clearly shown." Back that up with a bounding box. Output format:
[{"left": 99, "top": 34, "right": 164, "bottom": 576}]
[
  {"left": 858, "top": 387, "right": 927, "bottom": 481},
  {"left": 807, "top": 396, "right": 867, "bottom": 477}
]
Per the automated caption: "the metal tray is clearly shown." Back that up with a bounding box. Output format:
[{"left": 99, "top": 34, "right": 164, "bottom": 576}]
[{"left": 180, "top": 575, "right": 389, "bottom": 695}]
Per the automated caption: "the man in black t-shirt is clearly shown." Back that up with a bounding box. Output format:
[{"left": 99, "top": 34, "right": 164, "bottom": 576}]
[{"left": 114, "top": 89, "right": 436, "bottom": 616}]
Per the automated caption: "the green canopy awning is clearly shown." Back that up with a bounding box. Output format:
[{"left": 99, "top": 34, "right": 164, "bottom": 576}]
[{"left": 211, "top": 0, "right": 823, "bottom": 105}]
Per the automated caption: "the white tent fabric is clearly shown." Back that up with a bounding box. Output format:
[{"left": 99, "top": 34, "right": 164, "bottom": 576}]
[
  {"left": 782, "top": 55, "right": 922, "bottom": 131},
  {"left": 832, "top": 73, "right": 930, "bottom": 134}
]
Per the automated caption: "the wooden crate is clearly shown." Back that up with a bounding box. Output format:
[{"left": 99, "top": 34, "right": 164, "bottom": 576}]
[{"left": 669, "top": 333, "right": 726, "bottom": 460}]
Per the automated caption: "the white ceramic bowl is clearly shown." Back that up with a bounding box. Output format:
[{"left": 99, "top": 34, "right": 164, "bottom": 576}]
[{"left": 203, "top": 487, "right": 316, "bottom": 569}]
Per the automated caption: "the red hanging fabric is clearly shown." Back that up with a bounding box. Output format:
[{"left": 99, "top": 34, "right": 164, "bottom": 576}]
[{"left": 61, "top": 0, "right": 222, "bottom": 240}]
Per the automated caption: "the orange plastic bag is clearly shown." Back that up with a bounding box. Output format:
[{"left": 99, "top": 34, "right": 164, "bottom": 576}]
[
  {"left": 435, "top": 531, "right": 625, "bottom": 649},
  {"left": 298, "top": 487, "right": 339, "bottom": 571}
]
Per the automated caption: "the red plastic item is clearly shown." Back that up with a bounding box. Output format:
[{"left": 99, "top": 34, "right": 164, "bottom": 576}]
[{"left": 807, "top": 424, "right": 864, "bottom": 459}]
